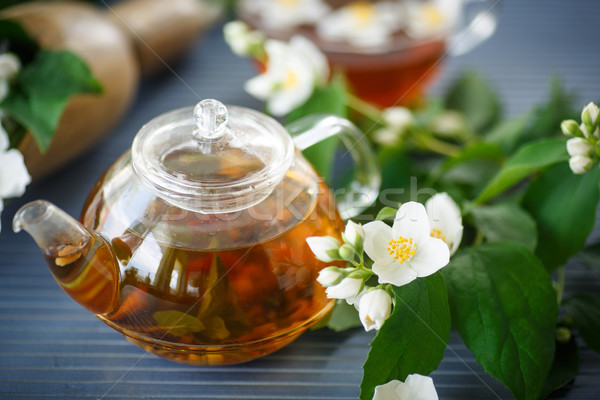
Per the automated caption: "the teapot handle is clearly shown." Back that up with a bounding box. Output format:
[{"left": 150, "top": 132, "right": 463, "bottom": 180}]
[
  {"left": 287, "top": 115, "right": 381, "bottom": 220},
  {"left": 448, "top": 0, "right": 501, "bottom": 57}
]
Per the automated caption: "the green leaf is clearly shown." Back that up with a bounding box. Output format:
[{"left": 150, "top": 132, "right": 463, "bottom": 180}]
[
  {"left": 326, "top": 300, "right": 362, "bottom": 332},
  {"left": 471, "top": 203, "right": 537, "bottom": 252},
  {"left": 523, "top": 164, "right": 600, "bottom": 271},
  {"left": 153, "top": 310, "right": 206, "bottom": 337},
  {"left": 475, "top": 138, "right": 569, "bottom": 205},
  {"left": 441, "top": 142, "right": 505, "bottom": 173},
  {"left": 360, "top": 273, "right": 450, "bottom": 400},
  {"left": 0, "top": 19, "right": 39, "bottom": 63},
  {"left": 564, "top": 294, "right": 600, "bottom": 354},
  {"left": 445, "top": 72, "right": 501, "bottom": 133},
  {"left": 0, "top": 50, "right": 102, "bottom": 151},
  {"left": 378, "top": 145, "right": 411, "bottom": 191},
  {"left": 484, "top": 112, "right": 532, "bottom": 153},
  {"left": 443, "top": 242, "right": 557, "bottom": 400},
  {"left": 537, "top": 337, "right": 578, "bottom": 400},
  {"left": 19, "top": 50, "right": 102, "bottom": 97},
  {"left": 286, "top": 80, "right": 347, "bottom": 182},
  {"left": 375, "top": 206, "right": 398, "bottom": 221}
]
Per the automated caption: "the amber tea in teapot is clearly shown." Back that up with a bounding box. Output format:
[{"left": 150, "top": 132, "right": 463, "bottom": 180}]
[{"left": 14, "top": 100, "right": 380, "bottom": 365}]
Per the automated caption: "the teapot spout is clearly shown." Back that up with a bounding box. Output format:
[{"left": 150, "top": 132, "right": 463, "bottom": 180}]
[{"left": 13, "top": 200, "right": 120, "bottom": 315}]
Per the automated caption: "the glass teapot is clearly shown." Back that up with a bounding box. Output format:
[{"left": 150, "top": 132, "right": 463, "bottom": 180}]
[{"left": 12, "top": 99, "right": 380, "bottom": 365}]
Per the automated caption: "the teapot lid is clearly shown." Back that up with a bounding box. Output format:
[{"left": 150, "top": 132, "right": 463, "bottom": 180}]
[{"left": 132, "top": 99, "right": 295, "bottom": 213}]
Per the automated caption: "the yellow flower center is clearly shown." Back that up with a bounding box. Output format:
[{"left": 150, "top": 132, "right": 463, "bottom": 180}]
[
  {"left": 282, "top": 69, "right": 299, "bottom": 89},
  {"left": 277, "top": 0, "right": 298, "bottom": 8},
  {"left": 421, "top": 4, "right": 445, "bottom": 28},
  {"left": 349, "top": 2, "right": 376, "bottom": 27},
  {"left": 387, "top": 236, "right": 417, "bottom": 264},
  {"left": 430, "top": 228, "right": 447, "bottom": 243}
]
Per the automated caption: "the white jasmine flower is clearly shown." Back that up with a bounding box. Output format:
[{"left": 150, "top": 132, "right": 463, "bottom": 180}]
[
  {"left": 580, "top": 102, "right": 600, "bottom": 138},
  {"left": 405, "top": 0, "right": 461, "bottom": 39},
  {"left": 373, "top": 374, "right": 439, "bottom": 400},
  {"left": 245, "top": 0, "right": 330, "bottom": 31},
  {"left": 325, "top": 277, "right": 363, "bottom": 301},
  {"left": 566, "top": 137, "right": 593, "bottom": 157},
  {"left": 317, "top": 267, "right": 343, "bottom": 287},
  {"left": 358, "top": 288, "right": 392, "bottom": 331},
  {"left": 432, "top": 110, "right": 468, "bottom": 138},
  {"left": 569, "top": 155, "right": 594, "bottom": 175},
  {"left": 425, "top": 193, "right": 463, "bottom": 255},
  {"left": 373, "top": 107, "right": 414, "bottom": 146},
  {"left": 245, "top": 36, "right": 328, "bottom": 116},
  {"left": 223, "top": 21, "right": 265, "bottom": 57},
  {"left": 316, "top": 2, "right": 403, "bottom": 49},
  {"left": 0, "top": 126, "right": 31, "bottom": 200},
  {"left": 307, "top": 236, "right": 340, "bottom": 262},
  {"left": 363, "top": 202, "right": 449, "bottom": 287},
  {"left": 344, "top": 220, "right": 365, "bottom": 248},
  {"left": 0, "top": 53, "right": 20, "bottom": 80},
  {"left": 0, "top": 120, "right": 31, "bottom": 233}
]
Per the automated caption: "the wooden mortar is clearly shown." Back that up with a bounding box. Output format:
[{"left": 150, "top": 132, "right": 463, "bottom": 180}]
[{"left": 3, "top": 0, "right": 222, "bottom": 179}]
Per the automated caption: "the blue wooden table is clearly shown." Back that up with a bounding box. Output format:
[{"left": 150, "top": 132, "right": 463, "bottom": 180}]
[{"left": 1, "top": 1, "right": 599, "bottom": 399}]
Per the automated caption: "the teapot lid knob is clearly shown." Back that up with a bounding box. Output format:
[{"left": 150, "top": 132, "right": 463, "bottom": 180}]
[{"left": 193, "top": 99, "right": 228, "bottom": 141}]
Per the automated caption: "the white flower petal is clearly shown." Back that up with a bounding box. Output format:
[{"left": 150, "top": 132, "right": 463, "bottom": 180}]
[
  {"left": 344, "top": 220, "right": 364, "bottom": 248},
  {"left": 582, "top": 102, "right": 599, "bottom": 126},
  {"left": 316, "top": 2, "right": 402, "bottom": 50},
  {"left": 425, "top": 192, "right": 463, "bottom": 255},
  {"left": 316, "top": 267, "right": 342, "bottom": 287},
  {"left": 246, "top": 0, "right": 331, "bottom": 31},
  {"left": 244, "top": 73, "right": 276, "bottom": 101},
  {"left": 372, "top": 260, "right": 418, "bottom": 287},
  {"left": 393, "top": 202, "right": 431, "bottom": 246},
  {"left": 289, "top": 36, "right": 329, "bottom": 84},
  {"left": 373, "top": 380, "right": 402, "bottom": 399},
  {"left": 405, "top": 0, "right": 461, "bottom": 39},
  {"left": 566, "top": 137, "right": 593, "bottom": 157},
  {"left": 400, "top": 374, "right": 439, "bottom": 400},
  {"left": 358, "top": 289, "right": 392, "bottom": 331},
  {"left": 569, "top": 155, "right": 594, "bottom": 174},
  {"left": 409, "top": 237, "right": 449, "bottom": 278},
  {"left": 325, "top": 277, "right": 363, "bottom": 300},
  {"left": 0, "top": 149, "right": 31, "bottom": 199},
  {"left": 245, "top": 38, "right": 318, "bottom": 116},
  {"left": 363, "top": 220, "right": 394, "bottom": 265},
  {"left": 0, "top": 53, "right": 20, "bottom": 80},
  {"left": 306, "top": 236, "right": 340, "bottom": 262},
  {"left": 383, "top": 107, "right": 414, "bottom": 129}
]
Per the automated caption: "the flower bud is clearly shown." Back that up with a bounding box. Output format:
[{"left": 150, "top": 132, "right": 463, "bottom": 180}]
[
  {"left": 325, "top": 277, "right": 363, "bottom": 300},
  {"left": 338, "top": 244, "right": 356, "bottom": 262},
  {"left": 566, "top": 137, "right": 593, "bottom": 157},
  {"left": 555, "top": 326, "right": 572, "bottom": 343},
  {"left": 383, "top": 107, "right": 414, "bottom": 129},
  {"left": 358, "top": 288, "right": 393, "bottom": 331},
  {"left": 0, "top": 53, "right": 21, "bottom": 80},
  {"left": 306, "top": 236, "right": 340, "bottom": 262},
  {"left": 581, "top": 102, "right": 600, "bottom": 138},
  {"left": 316, "top": 267, "right": 343, "bottom": 287},
  {"left": 561, "top": 119, "right": 583, "bottom": 137},
  {"left": 343, "top": 220, "right": 365, "bottom": 249},
  {"left": 569, "top": 155, "right": 594, "bottom": 174}
]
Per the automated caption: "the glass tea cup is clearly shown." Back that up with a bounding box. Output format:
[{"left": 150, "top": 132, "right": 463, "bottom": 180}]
[{"left": 238, "top": 0, "right": 500, "bottom": 107}]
